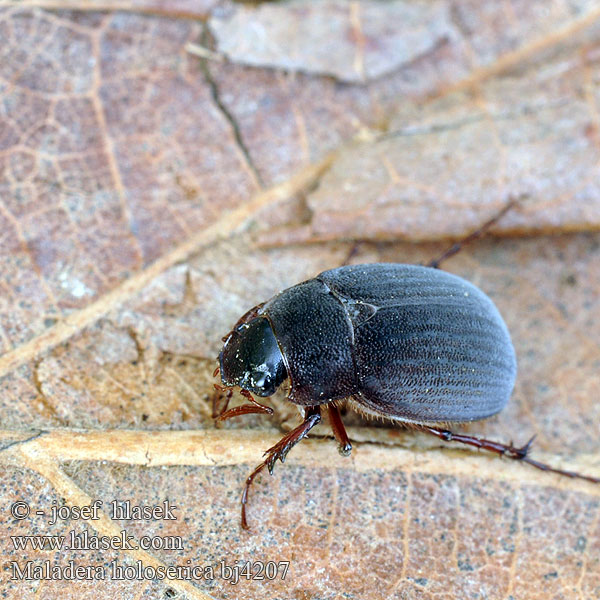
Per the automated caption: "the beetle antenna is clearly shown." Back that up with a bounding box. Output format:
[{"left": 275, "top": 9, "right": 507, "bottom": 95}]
[
  {"left": 417, "top": 425, "right": 600, "bottom": 484},
  {"left": 241, "top": 406, "right": 321, "bottom": 530},
  {"left": 426, "top": 197, "right": 520, "bottom": 269}
]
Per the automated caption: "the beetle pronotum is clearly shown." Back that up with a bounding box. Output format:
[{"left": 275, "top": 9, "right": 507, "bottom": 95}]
[{"left": 214, "top": 202, "right": 599, "bottom": 529}]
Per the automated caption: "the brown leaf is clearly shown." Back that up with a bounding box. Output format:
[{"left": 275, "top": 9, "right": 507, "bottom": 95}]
[{"left": 1, "top": 3, "right": 599, "bottom": 600}]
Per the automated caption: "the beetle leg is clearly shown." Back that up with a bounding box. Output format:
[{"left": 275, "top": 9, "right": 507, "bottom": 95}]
[
  {"left": 214, "top": 387, "right": 274, "bottom": 422},
  {"left": 426, "top": 198, "right": 519, "bottom": 269},
  {"left": 241, "top": 406, "right": 322, "bottom": 530},
  {"left": 418, "top": 425, "right": 600, "bottom": 484},
  {"left": 212, "top": 384, "right": 233, "bottom": 419},
  {"left": 326, "top": 403, "right": 352, "bottom": 456},
  {"left": 341, "top": 242, "right": 363, "bottom": 266},
  {"left": 216, "top": 403, "right": 274, "bottom": 421}
]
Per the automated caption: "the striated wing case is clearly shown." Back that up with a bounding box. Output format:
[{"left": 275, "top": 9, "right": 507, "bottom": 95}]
[{"left": 318, "top": 264, "right": 517, "bottom": 423}]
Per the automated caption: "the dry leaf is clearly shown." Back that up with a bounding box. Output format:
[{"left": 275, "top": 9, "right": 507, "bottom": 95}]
[{"left": 0, "top": 2, "right": 599, "bottom": 600}]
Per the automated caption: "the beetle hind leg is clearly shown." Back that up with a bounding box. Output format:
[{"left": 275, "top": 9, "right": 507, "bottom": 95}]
[
  {"left": 418, "top": 425, "right": 600, "bottom": 484},
  {"left": 426, "top": 198, "right": 519, "bottom": 269},
  {"left": 241, "top": 406, "right": 322, "bottom": 530}
]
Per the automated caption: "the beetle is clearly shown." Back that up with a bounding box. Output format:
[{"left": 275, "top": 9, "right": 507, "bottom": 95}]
[{"left": 214, "top": 203, "right": 600, "bottom": 529}]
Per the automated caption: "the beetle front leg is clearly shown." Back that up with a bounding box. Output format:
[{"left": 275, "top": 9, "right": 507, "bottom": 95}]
[
  {"left": 212, "top": 384, "right": 233, "bottom": 418},
  {"left": 418, "top": 425, "right": 600, "bottom": 483},
  {"left": 241, "top": 406, "right": 321, "bottom": 530},
  {"left": 213, "top": 386, "right": 274, "bottom": 422}
]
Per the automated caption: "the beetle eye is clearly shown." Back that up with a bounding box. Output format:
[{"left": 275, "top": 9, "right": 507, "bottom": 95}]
[
  {"left": 251, "top": 370, "right": 269, "bottom": 388},
  {"left": 239, "top": 368, "right": 275, "bottom": 395},
  {"left": 241, "top": 368, "right": 268, "bottom": 389}
]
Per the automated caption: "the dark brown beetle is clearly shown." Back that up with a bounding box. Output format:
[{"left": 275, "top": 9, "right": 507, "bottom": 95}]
[{"left": 214, "top": 203, "right": 599, "bottom": 529}]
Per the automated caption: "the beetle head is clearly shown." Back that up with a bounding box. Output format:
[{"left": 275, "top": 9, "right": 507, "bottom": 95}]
[{"left": 219, "top": 316, "right": 287, "bottom": 397}]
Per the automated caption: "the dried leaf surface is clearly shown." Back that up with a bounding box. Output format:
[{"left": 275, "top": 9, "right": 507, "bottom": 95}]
[
  {"left": 210, "top": 0, "right": 455, "bottom": 83},
  {"left": 0, "top": 2, "right": 599, "bottom": 600}
]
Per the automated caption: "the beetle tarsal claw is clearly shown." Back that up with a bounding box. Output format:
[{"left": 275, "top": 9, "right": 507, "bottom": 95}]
[
  {"left": 269, "top": 449, "right": 289, "bottom": 473},
  {"left": 266, "top": 455, "right": 278, "bottom": 475},
  {"left": 513, "top": 434, "right": 537, "bottom": 459},
  {"left": 262, "top": 444, "right": 288, "bottom": 474}
]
